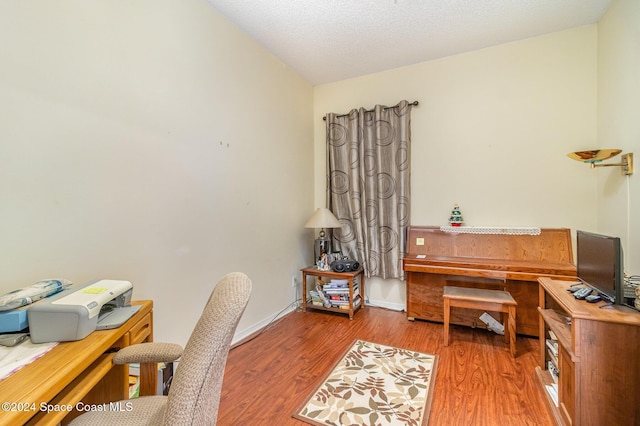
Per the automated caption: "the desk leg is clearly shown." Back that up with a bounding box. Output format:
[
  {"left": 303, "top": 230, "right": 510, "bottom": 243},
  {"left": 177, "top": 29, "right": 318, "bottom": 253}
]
[{"left": 140, "top": 362, "right": 158, "bottom": 396}]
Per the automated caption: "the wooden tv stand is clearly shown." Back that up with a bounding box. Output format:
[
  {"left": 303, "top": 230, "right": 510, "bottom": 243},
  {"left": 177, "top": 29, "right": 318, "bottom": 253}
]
[
  {"left": 402, "top": 226, "right": 576, "bottom": 337},
  {"left": 537, "top": 278, "right": 640, "bottom": 425}
]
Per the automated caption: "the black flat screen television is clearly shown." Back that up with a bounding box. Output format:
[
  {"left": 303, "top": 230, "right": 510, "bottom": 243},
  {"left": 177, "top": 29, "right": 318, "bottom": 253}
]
[{"left": 576, "top": 230, "right": 624, "bottom": 304}]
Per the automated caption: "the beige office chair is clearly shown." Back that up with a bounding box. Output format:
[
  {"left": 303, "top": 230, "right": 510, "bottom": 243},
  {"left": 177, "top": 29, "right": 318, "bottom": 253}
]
[{"left": 70, "top": 272, "right": 252, "bottom": 425}]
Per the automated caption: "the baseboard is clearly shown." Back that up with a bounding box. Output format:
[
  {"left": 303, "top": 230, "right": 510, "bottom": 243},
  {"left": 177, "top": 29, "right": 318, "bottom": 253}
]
[
  {"left": 233, "top": 299, "right": 405, "bottom": 345},
  {"left": 232, "top": 303, "right": 298, "bottom": 344},
  {"left": 365, "top": 299, "right": 405, "bottom": 312}
]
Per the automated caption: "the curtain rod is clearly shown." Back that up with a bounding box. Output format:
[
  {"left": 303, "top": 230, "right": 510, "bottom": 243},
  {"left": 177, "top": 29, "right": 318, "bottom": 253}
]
[{"left": 323, "top": 100, "right": 419, "bottom": 121}]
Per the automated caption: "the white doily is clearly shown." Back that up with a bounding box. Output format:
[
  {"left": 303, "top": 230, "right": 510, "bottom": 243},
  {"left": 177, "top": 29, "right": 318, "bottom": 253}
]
[{"left": 439, "top": 226, "right": 541, "bottom": 236}]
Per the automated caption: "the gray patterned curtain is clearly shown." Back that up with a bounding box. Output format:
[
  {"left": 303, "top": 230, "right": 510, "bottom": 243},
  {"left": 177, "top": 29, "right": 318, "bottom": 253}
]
[{"left": 326, "top": 100, "right": 413, "bottom": 280}]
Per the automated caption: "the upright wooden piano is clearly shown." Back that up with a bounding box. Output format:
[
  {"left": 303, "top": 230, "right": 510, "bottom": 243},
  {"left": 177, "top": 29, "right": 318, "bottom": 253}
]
[{"left": 402, "top": 226, "right": 576, "bottom": 337}]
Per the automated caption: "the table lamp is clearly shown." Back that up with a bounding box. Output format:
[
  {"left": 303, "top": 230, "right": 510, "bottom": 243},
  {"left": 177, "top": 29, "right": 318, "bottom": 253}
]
[{"left": 304, "top": 208, "right": 342, "bottom": 265}]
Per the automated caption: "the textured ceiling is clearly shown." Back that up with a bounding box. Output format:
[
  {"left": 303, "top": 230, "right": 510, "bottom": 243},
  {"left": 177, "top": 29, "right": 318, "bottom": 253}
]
[{"left": 206, "top": 0, "right": 612, "bottom": 85}]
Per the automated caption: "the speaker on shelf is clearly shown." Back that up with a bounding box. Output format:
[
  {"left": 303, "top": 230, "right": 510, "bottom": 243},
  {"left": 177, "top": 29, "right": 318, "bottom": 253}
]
[{"left": 331, "top": 259, "right": 360, "bottom": 272}]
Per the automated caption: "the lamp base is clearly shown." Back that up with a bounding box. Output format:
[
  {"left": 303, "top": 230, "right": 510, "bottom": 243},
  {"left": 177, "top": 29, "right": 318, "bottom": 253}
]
[{"left": 314, "top": 237, "right": 332, "bottom": 270}]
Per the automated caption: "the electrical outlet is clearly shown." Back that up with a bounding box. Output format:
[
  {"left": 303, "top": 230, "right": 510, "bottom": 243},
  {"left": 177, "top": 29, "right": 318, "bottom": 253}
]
[{"left": 291, "top": 276, "right": 300, "bottom": 307}]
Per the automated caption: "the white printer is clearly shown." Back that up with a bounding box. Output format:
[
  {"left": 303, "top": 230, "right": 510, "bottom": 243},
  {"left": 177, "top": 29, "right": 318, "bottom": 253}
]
[{"left": 28, "top": 279, "right": 140, "bottom": 343}]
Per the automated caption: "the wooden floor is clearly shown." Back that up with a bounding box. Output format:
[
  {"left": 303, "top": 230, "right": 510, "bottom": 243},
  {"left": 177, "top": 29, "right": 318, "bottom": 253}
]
[{"left": 217, "top": 306, "right": 554, "bottom": 426}]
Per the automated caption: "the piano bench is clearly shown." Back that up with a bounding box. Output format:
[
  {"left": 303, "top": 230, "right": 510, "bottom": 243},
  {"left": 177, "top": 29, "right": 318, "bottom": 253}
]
[{"left": 443, "top": 285, "right": 517, "bottom": 357}]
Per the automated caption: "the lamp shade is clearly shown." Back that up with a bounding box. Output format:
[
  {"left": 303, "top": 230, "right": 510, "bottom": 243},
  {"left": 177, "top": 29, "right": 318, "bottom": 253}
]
[
  {"left": 304, "top": 208, "right": 341, "bottom": 229},
  {"left": 567, "top": 149, "right": 621, "bottom": 163}
]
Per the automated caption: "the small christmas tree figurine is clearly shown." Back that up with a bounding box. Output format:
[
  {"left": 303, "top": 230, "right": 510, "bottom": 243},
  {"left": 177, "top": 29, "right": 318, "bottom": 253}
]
[{"left": 449, "top": 204, "right": 464, "bottom": 227}]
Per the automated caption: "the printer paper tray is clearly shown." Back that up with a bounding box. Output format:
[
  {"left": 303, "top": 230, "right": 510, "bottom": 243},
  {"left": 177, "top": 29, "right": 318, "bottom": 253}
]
[{"left": 96, "top": 306, "right": 141, "bottom": 330}]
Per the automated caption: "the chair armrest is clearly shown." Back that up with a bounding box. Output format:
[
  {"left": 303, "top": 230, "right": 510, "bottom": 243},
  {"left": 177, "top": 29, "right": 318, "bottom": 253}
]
[{"left": 113, "top": 342, "right": 183, "bottom": 365}]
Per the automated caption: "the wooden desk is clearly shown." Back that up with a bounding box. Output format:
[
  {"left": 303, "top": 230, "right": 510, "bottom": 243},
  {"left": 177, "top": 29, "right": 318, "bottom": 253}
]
[{"left": 0, "top": 300, "right": 154, "bottom": 425}]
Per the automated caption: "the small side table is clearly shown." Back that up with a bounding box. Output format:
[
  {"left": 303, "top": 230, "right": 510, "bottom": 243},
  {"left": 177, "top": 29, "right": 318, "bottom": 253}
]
[{"left": 301, "top": 266, "right": 365, "bottom": 320}]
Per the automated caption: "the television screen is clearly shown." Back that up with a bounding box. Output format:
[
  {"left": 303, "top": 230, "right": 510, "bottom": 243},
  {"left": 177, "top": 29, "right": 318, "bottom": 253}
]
[{"left": 576, "top": 230, "right": 623, "bottom": 304}]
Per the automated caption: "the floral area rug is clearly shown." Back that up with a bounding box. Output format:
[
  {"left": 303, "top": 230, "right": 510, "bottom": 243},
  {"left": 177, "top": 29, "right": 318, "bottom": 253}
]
[{"left": 293, "top": 339, "right": 438, "bottom": 426}]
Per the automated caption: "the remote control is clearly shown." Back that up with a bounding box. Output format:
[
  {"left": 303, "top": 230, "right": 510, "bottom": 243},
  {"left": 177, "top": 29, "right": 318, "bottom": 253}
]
[
  {"left": 0, "top": 333, "right": 29, "bottom": 347},
  {"left": 585, "top": 294, "right": 602, "bottom": 303},
  {"left": 568, "top": 285, "right": 583, "bottom": 293},
  {"left": 573, "top": 288, "right": 592, "bottom": 300}
]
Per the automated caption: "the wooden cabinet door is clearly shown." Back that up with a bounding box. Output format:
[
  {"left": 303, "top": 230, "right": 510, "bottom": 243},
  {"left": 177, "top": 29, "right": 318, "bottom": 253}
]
[{"left": 558, "top": 344, "right": 576, "bottom": 425}]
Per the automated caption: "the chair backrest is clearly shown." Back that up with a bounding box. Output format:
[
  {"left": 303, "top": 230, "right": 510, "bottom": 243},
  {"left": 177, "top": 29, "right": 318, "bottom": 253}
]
[{"left": 163, "top": 272, "right": 251, "bottom": 425}]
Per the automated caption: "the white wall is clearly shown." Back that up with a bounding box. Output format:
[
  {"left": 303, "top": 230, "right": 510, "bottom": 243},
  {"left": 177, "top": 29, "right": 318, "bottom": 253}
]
[
  {"left": 0, "top": 0, "right": 314, "bottom": 345},
  {"left": 597, "top": 0, "right": 640, "bottom": 275},
  {"left": 314, "top": 26, "right": 599, "bottom": 308}
]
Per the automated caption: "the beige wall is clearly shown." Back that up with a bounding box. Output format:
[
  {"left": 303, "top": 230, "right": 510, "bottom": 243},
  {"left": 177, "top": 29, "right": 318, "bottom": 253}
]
[
  {"left": 597, "top": 0, "right": 640, "bottom": 275},
  {"left": 1, "top": 1, "right": 635, "bottom": 343},
  {"left": 314, "top": 26, "right": 599, "bottom": 308},
  {"left": 0, "top": 0, "right": 314, "bottom": 344}
]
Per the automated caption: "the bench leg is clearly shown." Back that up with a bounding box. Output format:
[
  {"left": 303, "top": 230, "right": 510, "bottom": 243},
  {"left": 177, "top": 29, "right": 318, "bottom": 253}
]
[
  {"left": 443, "top": 298, "right": 450, "bottom": 346},
  {"left": 508, "top": 306, "right": 516, "bottom": 357},
  {"left": 501, "top": 312, "right": 509, "bottom": 344}
]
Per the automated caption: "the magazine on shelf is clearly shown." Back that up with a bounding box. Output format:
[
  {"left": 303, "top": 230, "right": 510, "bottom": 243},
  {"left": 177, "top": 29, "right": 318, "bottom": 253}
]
[
  {"left": 314, "top": 285, "right": 331, "bottom": 307},
  {"left": 545, "top": 383, "right": 559, "bottom": 407},
  {"left": 548, "top": 361, "right": 559, "bottom": 383},
  {"left": 323, "top": 288, "right": 359, "bottom": 295},
  {"left": 309, "top": 291, "right": 324, "bottom": 306}
]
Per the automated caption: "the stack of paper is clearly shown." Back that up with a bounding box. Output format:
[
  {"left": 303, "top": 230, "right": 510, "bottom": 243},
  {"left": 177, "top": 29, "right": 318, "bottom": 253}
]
[{"left": 0, "top": 339, "right": 57, "bottom": 381}]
